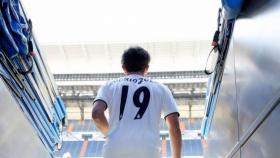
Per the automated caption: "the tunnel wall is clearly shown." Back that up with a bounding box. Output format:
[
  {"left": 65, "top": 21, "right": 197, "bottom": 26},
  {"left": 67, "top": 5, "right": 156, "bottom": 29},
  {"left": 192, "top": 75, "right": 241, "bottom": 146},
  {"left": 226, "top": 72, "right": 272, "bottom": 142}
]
[
  {"left": 0, "top": 79, "right": 51, "bottom": 158},
  {"left": 204, "top": 0, "right": 280, "bottom": 157}
]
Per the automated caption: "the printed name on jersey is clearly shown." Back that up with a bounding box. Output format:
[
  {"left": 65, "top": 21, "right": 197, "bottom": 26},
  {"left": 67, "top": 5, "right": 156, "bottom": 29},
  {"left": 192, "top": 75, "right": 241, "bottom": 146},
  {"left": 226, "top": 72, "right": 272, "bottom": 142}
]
[{"left": 112, "top": 76, "right": 152, "bottom": 84}]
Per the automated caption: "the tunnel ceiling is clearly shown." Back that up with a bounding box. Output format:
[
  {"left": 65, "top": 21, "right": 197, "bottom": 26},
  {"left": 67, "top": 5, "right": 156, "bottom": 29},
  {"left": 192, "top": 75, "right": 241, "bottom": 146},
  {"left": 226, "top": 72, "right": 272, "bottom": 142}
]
[{"left": 42, "top": 41, "right": 212, "bottom": 74}]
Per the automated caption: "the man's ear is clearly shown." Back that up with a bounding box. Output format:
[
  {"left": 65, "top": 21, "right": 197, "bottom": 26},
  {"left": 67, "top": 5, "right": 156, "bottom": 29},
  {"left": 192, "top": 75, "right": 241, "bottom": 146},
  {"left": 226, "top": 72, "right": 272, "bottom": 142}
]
[{"left": 144, "top": 65, "right": 149, "bottom": 75}]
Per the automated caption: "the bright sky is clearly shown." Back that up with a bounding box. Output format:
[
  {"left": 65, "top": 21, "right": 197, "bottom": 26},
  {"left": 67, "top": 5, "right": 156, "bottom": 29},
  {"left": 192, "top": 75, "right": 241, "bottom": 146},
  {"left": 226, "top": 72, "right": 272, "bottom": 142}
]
[{"left": 22, "top": 0, "right": 221, "bottom": 44}]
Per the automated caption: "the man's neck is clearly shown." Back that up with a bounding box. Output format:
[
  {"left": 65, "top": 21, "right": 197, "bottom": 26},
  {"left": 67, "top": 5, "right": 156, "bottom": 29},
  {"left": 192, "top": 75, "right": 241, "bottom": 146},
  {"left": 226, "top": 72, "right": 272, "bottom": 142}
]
[{"left": 126, "top": 72, "right": 145, "bottom": 76}]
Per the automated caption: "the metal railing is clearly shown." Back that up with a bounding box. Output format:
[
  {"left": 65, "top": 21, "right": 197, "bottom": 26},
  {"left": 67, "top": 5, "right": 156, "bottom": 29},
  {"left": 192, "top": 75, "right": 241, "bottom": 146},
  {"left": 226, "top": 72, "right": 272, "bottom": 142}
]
[{"left": 54, "top": 71, "right": 208, "bottom": 81}]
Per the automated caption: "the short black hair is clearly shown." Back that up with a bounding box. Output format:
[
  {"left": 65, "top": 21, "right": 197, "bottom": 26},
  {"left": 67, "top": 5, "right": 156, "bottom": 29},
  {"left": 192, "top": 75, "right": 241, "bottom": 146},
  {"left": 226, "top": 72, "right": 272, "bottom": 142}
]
[{"left": 121, "top": 46, "right": 150, "bottom": 72}]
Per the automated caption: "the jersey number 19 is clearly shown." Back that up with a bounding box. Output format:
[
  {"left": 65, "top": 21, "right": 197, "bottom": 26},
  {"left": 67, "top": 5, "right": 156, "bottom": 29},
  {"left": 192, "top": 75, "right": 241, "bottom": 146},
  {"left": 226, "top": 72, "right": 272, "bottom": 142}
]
[{"left": 119, "top": 85, "right": 150, "bottom": 120}]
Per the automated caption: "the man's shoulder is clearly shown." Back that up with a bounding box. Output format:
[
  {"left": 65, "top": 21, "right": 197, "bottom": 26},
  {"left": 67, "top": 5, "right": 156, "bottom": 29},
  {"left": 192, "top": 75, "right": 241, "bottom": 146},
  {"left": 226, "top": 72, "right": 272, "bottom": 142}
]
[
  {"left": 148, "top": 79, "right": 171, "bottom": 93},
  {"left": 100, "top": 78, "right": 119, "bottom": 89},
  {"left": 147, "top": 78, "right": 164, "bottom": 87}
]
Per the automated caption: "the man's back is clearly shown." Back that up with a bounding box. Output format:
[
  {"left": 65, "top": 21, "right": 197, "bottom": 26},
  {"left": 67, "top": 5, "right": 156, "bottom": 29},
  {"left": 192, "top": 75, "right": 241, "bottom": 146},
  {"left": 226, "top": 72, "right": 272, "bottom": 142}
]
[
  {"left": 92, "top": 46, "right": 181, "bottom": 158},
  {"left": 94, "top": 74, "right": 178, "bottom": 158}
]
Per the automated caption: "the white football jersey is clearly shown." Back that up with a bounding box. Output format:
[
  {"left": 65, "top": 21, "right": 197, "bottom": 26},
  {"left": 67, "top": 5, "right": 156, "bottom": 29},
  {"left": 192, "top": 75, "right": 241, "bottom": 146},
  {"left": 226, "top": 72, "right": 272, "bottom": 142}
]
[{"left": 94, "top": 74, "right": 179, "bottom": 158}]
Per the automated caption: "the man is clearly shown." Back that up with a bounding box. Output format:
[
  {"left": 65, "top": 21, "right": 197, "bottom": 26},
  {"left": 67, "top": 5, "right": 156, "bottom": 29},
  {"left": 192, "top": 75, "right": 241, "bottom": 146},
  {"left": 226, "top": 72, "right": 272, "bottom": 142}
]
[{"left": 92, "top": 46, "right": 182, "bottom": 158}]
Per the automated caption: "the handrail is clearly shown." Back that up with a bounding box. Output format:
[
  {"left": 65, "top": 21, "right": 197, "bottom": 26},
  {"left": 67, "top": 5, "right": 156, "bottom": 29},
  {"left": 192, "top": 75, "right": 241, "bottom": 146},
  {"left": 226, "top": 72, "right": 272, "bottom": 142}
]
[{"left": 226, "top": 90, "right": 280, "bottom": 157}]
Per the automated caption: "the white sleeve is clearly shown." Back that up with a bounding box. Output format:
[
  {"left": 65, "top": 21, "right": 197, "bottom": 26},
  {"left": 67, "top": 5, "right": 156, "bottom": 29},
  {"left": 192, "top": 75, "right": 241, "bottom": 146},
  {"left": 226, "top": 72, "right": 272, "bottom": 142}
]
[
  {"left": 93, "top": 83, "right": 110, "bottom": 109},
  {"left": 162, "top": 85, "right": 180, "bottom": 119}
]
